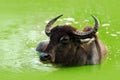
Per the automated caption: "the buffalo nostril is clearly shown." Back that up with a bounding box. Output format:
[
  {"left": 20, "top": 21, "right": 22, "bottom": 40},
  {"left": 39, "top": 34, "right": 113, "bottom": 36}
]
[
  {"left": 40, "top": 53, "right": 51, "bottom": 61},
  {"left": 44, "top": 54, "right": 49, "bottom": 58}
]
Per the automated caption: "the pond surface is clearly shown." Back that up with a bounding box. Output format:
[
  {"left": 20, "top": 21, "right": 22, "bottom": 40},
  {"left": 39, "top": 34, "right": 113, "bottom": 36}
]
[{"left": 0, "top": 0, "right": 120, "bottom": 80}]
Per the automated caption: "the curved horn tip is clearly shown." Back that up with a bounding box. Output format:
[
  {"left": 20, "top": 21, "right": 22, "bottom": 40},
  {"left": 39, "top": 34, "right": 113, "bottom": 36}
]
[
  {"left": 45, "top": 14, "right": 63, "bottom": 37},
  {"left": 91, "top": 15, "right": 99, "bottom": 30},
  {"left": 91, "top": 15, "right": 95, "bottom": 18},
  {"left": 59, "top": 14, "right": 64, "bottom": 17},
  {"left": 91, "top": 15, "right": 99, "bottom": 23},
  {"left": 56, "top": 14, "right": 63, "bottom": 18},
  {"left": 91, "top": 15, "right": 96, "bottom": 19}
]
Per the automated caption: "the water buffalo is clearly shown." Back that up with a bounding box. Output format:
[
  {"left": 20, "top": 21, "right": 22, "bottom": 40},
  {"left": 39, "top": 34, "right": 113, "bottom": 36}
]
[{"left": 36, "top": 15, "right": 107, "bottom": 66}]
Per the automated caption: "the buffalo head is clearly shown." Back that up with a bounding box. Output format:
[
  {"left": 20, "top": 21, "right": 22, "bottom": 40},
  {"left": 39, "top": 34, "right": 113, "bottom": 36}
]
[{"left": 36, "top": 15, "right": 107, "bottom": 66}]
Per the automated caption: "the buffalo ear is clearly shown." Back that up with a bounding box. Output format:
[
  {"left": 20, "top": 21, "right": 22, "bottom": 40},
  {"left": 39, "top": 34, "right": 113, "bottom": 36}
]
[
  {"left": 60, "top": 35, "right": 70, "bottom": 44},
  {"left": 36, "top": 41, "right": 49, "bottom": 52}
]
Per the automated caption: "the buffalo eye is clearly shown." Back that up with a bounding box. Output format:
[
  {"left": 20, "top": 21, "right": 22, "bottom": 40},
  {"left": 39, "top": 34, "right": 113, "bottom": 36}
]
[{"left": 60, "top": 35, "right": 70, "bottom": 44}]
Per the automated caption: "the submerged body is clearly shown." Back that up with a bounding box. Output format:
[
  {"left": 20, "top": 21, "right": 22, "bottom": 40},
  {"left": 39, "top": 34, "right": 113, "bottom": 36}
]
[{"left": 36, "top": 15, "right": 107, "bottom": 66}]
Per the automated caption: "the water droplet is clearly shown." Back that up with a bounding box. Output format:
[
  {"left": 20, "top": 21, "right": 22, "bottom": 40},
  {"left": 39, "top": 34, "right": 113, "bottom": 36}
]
[
  {"left": 102, "top": 23, "right": 110, "bottom": 27},
  {"left": 45, "top": 20, "right": 49, "bottom": 23},
  {"left": 65, "top": 22, "right": 72, "bottom": 25},
  {"left": 58, "top": 19, "right": 63, "bottom": 21},
  {"left": 74, "top": 21, "right": 79, "bottom": 24},
  {"left": 63, "top": 18, "right": 75, "bottom": 22},
  {"left": 116, "top": 31, "right": 120, "bottom": 34},
  {"left": 111, "top": 34, "right": 117, "bottom": 37},
  {"left": 84, "top": 19, "right": 89, "bottom": 23},
  {"left": 106, "top": 31, "right": 109, "bottom": 34}
]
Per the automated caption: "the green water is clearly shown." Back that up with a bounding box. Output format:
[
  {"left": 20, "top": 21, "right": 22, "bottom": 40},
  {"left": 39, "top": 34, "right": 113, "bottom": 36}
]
[{"left": 0, "top": 0, "right": 120, "bottom": 80}]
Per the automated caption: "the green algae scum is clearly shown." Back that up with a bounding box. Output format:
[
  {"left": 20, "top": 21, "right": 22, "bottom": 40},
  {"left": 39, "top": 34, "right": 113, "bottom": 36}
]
[{"left": 0, "top": 0, "right": 120, "bottom": 80}]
